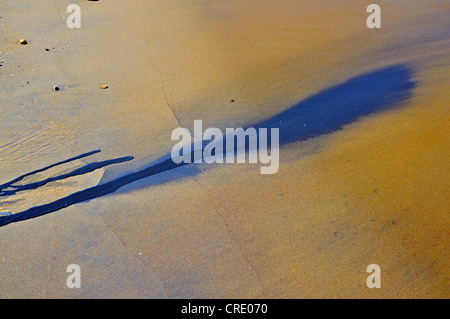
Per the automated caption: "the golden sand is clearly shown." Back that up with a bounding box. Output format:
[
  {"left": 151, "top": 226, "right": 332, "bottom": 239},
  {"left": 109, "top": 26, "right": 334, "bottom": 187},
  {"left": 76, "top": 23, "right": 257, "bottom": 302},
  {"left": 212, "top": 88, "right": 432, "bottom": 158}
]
[{"left": 0, "top": 0, "right": 448, "bottom": 298}]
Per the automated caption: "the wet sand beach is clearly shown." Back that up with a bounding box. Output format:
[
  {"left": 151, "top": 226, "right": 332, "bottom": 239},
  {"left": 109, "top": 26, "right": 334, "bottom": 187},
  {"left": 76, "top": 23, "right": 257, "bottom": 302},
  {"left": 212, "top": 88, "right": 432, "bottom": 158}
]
[{"left": 0, "top": 0, "right": 449, "bottom": 298}]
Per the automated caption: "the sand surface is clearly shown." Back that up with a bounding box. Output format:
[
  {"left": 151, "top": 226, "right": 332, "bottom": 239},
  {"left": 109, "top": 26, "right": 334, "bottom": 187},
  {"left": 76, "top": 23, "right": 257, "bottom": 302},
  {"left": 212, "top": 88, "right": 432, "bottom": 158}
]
[{"left": 0, "top": 0, "right": 448, "bottom": 298}]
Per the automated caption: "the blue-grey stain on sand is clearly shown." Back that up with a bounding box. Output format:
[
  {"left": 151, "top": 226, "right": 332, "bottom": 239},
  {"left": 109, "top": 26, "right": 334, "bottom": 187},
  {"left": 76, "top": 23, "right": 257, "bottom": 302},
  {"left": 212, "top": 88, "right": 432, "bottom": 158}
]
[{"left": 0, "top": 64, "right": 415, "bottom": 227}]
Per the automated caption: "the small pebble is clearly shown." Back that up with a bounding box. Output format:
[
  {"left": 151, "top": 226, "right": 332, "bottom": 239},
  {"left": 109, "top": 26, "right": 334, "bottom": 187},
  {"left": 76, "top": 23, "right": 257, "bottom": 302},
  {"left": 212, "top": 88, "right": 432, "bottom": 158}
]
[{"left": 53, "top": 85, "right": 60, "bottom": 91}]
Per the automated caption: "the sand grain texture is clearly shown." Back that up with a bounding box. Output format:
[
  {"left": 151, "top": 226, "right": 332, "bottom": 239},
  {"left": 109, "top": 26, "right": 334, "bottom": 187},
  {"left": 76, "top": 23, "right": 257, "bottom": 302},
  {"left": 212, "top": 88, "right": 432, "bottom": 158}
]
[{"left": 0, "top": 0, "right": 448, "bottom": 298}]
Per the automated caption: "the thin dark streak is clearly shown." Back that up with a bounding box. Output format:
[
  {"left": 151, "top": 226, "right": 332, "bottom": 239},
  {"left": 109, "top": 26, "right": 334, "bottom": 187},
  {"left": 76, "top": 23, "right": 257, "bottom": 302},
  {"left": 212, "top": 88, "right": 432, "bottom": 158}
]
[
  {"left": 0, "top": 156, "right": 134, "bottom": 196},
  {"left": 0, "top": 150, "right": 101, "bottom": 190}
]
